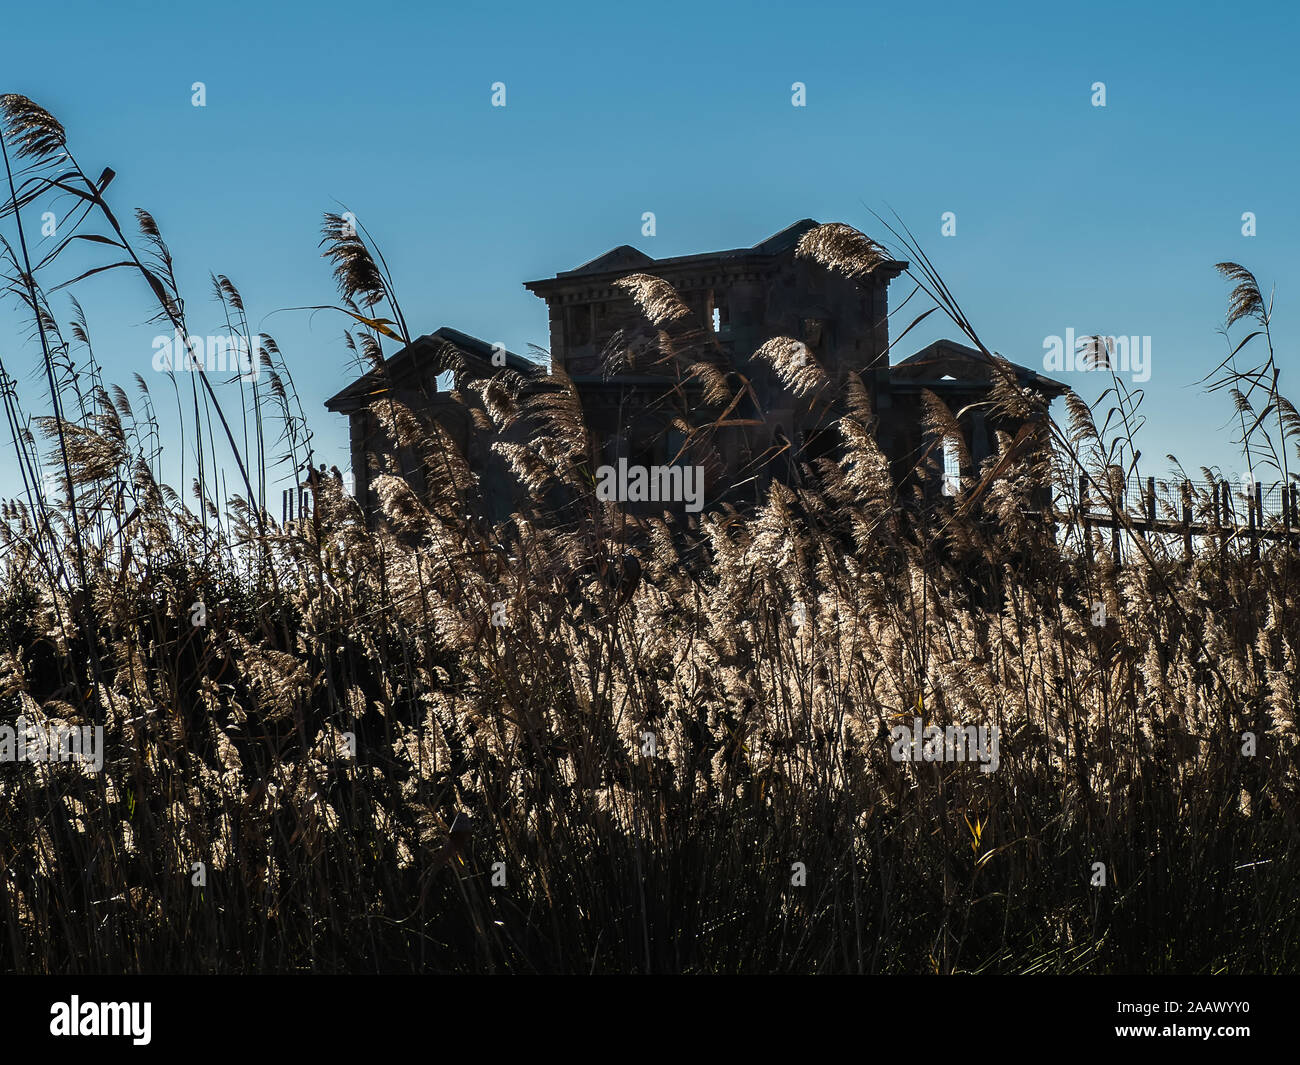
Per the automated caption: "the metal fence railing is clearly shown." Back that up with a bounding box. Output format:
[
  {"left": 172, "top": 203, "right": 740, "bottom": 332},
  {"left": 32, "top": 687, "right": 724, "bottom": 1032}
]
[
  {"left": 1068, "top": 474, "right": 1300, "bottom": 525},
  {"left": 1055, "top": 472, "right": 1300, "bottom": 561},
  {"left": 282, "top": 487, "right": 313, "bottom": 524}
]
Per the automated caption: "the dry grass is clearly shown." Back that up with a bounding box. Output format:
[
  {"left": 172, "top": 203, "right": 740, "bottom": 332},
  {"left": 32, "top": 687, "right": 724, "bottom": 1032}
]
[{"left": 0, "top": 96, "right": 1296, "bottom": 974}]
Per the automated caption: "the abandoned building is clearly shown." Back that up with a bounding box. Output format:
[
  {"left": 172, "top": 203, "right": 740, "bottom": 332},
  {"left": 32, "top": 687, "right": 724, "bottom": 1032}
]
[{"left": 324, "top": 219, "right": 1066, "bottom": 521}]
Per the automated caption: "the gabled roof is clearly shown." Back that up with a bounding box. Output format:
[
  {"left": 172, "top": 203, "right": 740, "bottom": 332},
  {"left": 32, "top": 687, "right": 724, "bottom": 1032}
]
[
  {"left": 324, "top": 327, "right": 536, "bottom": 412},
  {"left": 891, "top": 338, "right": 1067, "bottom": 397},
  {"left": 524, "top": 218, "right": 906, "bottom": 293},
  {"left": 559, "top": 245, "right": 656, "bottom": 278},
  {"left": 751, "top": 218, "right": 820, "bottom": 254},
  {"left": 430, "top": 326, "right": 534, "bottom": 370}
]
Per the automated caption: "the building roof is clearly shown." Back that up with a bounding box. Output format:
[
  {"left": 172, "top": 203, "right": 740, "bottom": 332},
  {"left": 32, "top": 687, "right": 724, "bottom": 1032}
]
[
  {"left": 890, "top": 338, "right": 1067, "bottom": 396},
  {"left": 324, "top": 327, "right": 537, "bottom": 412},
  {"left": 523, "top": 218, "right": 907, "bottom": 293}
]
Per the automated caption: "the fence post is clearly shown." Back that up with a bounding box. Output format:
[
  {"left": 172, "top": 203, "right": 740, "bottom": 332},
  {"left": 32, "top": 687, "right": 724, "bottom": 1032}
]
[
  {"left": 1182, "top": 480, "right": 1192, "bottom": 560},
  {"left": 1216, "top": 481, "right": 1226, "bottom": 558},
  {"left": 1250, "top": 488, "right": 1257, "bottom": 557},
  {"left": 1252, "top": 481, "right": 1263, "bottom": 560},
  {"left": 1112, "top": 480, "right": 1123, "bottom": 564},
  {"left": 1079, "top": 474, "right": 1092, "bottom": 564}
]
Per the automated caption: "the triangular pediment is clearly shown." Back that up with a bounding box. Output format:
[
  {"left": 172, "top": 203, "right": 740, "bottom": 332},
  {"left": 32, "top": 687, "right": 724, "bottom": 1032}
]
[
  {"left": 751, "top": 218, "right": 820, "bottom": 254},
  {"left": 560, "top": 244, "right": 656, "bottom": 277}
]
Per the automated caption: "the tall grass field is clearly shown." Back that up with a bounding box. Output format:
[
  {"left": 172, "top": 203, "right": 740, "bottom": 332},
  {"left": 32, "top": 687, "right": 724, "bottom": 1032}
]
[{"left": 0, "top": 94, "right": 1296, "bottom": 975}]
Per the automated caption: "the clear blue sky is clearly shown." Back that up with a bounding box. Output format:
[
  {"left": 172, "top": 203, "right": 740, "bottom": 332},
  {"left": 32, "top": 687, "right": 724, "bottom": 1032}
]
[{"left": 3, "top": 0, "right": 1298, "bottom": 500}]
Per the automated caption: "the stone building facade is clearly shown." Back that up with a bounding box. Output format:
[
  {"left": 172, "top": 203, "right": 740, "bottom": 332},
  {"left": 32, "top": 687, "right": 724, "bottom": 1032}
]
[{"left": 325, "top": 220, "right": 1064, "bottom": 521}]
